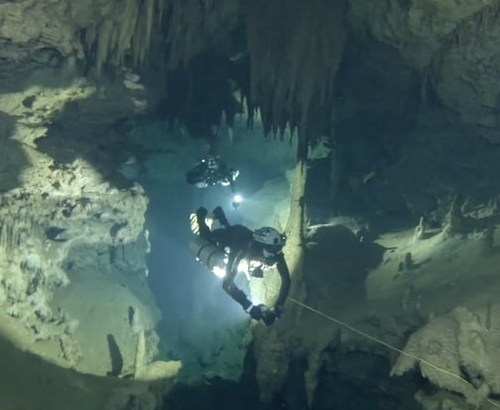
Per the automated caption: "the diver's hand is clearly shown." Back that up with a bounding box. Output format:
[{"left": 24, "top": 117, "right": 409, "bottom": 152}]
[
  {"left": 248, "top": 304, "right": 276, "bottom": 326},
  {"left": 261, "top": 309, "right": 277, "bottom": 326},
  {"left": 248, "top": 304, "right": 265, "bottom": 320}
]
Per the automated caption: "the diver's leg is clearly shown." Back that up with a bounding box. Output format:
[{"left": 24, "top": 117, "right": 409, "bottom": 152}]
[{"left": 195, "top": 207, "right": 211, "bottom": 239}]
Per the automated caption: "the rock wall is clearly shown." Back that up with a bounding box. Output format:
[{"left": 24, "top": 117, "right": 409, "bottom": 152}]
[
  {"left": 0, "top": 31, "right": 180, "bottom": 409},
  {"left": 348, "top": 0, "right": 500, "bottom": 138},
  {"left": 0, "top": 152, "right": 149, "bottom": 363},
  {"left": 250, "top": 197, "right": 500, "bottom": 408},
  {"left": 0, "top": 0, "right": 163, "bottom": 73}
]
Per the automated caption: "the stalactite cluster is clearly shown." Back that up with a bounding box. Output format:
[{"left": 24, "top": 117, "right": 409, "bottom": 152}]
[
  {"left": 81, "top": 0, "right": 165, "bottom": 72},
  {"left": 244, "top": 0, "right": 347, "bottom": 158},
  {"left": 80, "top": 0, "right": 240, "bottom": 73},
  {"left": 79, "top": 0, "right": 348, "bottom": 157},
  {"left": 145, "top": 0, "right": 245, "bottom": 136},
  {"left": 160, "top": 0, "right": 241, "bottom": 68}
]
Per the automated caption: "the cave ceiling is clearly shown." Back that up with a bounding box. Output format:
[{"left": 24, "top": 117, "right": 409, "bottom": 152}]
[{"left": 1, "top": 0, "right": 500, "bottom": 148}]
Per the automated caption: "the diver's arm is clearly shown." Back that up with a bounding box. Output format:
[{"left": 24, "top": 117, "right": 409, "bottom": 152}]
[
  {"left": 222, "top": 252, "right": 252, "bottom": 310},
  {"left": 274, "top": 253, "right": 291, "bottom": 309}
]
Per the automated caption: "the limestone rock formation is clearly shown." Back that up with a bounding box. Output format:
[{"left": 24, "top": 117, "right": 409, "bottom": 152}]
[
  {"left": 0, "top": 148, "right": 148, "bottom": 349},
  {"left": 0, "top": 10, "right": 179, "bottom": 403},
  {"left": 391, "top": 305, "right": 500, "bottom": 408},
  {"left": 0, "top": 57, "right": 158, "bottom": 368}
]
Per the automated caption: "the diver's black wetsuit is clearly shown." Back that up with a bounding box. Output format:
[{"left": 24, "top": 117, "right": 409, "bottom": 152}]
[
  {"left": 197, "top": 208, "right": 291, "bottom": 311},
  {"left": 186, "top": 160, "right": 237, "bottom": 191}
]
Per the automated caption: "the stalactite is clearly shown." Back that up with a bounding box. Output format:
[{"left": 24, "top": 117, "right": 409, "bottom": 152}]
[
  {"left": 159, "top": 0, "right": 242, "bottom": 68},
  {"left": 157, "top": 0, "right": 165, "bottom": 24},
  {"left": 95, "top": 20, "right": 114, "bottom": 73},
  {"left": 113, "top": 0, "right": 140, "bottom": 65},
  {"left": 244, "top": 0, "right": 347, "bottom": 157},
  {"left": 132, "top": 0, "right": 156, "bottom": 66}
]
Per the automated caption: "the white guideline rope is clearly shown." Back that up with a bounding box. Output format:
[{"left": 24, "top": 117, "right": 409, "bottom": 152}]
[{"left": 288, "top": 297, "right": 500, "bottom": 409}]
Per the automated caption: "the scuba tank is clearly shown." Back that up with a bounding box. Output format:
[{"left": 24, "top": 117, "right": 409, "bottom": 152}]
[{"left": 189, "top": 236, "right": 228, "bottom": 277}]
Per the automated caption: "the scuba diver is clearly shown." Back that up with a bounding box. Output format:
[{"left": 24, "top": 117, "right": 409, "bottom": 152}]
[
  {"left": 189, "top": 206, "right": 291, "bottom": 326},
  {"left": 186, "top": 154, "right": 242, "bottom": 208}
]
